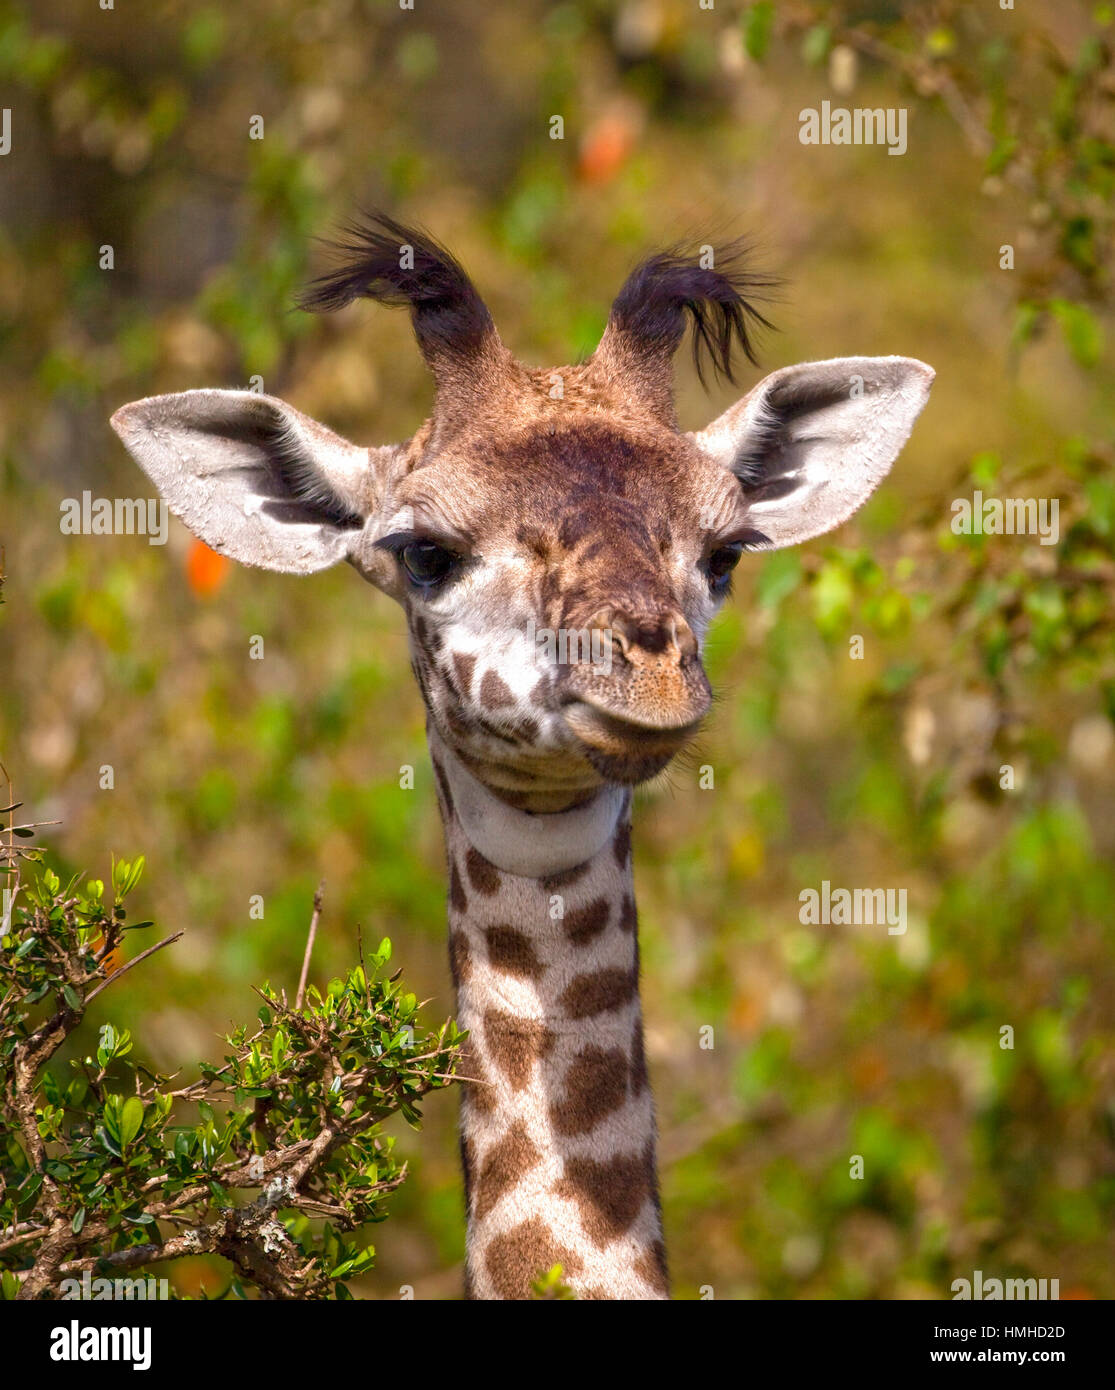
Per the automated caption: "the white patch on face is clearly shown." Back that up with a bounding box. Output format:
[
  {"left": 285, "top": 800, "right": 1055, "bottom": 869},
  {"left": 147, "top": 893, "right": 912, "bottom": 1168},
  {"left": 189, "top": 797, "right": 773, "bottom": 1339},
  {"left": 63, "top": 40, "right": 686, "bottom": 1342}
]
[
  {"left": 413, "top": 551, "right": 572, "bottom": 757},
  {"left": 467, "top": 553, "right": 553, "bottom": 703}
]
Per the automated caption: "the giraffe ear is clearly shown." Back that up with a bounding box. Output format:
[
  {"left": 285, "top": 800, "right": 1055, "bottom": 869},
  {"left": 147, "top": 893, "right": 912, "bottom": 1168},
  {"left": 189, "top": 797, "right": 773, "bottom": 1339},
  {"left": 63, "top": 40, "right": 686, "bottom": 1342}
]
[
  {"left": 110, "top": 389, "right": 393, "bottom": 575},
  {"left": 691, "top": 356, "right": 934, "bottom": 549}
]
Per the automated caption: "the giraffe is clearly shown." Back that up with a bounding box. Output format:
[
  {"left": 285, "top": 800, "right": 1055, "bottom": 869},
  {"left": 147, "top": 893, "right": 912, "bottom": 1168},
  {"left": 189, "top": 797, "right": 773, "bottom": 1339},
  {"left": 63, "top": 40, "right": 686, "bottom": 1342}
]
[{"left": 110, "top": 214, "right": 934, "bottom": 1299}]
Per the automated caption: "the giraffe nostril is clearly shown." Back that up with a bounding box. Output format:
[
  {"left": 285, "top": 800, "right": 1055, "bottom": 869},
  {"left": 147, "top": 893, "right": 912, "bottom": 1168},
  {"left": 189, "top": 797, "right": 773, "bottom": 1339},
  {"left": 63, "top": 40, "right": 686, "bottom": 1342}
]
[
  {"left": 587, "top": 607, "right": 628, "bottom": 658},
  {"left": 672, "top": 617, "right": 698, "bottom": 662},
  {"left": 606, "top": 610, "right": 696, "bottom": 663},
  {"left": 582, "top": 606, "right": 697, "bottom": 667}
]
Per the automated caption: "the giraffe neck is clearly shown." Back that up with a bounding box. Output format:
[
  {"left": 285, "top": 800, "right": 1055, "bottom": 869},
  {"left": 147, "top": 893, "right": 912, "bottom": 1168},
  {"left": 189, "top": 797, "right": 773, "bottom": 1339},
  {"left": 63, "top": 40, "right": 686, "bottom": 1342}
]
[{"left": 428, "top": 729, "right": 668, "bottom": 1300}]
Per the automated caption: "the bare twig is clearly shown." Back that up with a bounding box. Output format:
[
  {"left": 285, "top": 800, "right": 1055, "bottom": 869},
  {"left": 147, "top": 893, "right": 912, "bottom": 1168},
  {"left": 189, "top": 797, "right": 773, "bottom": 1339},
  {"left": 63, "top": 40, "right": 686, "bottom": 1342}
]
[
  {"left": 295, "top": 880, "right": 326, "bottom": 1010},
  {"left": 83, "top": 930, "right": 184, "bottom": 1006}
]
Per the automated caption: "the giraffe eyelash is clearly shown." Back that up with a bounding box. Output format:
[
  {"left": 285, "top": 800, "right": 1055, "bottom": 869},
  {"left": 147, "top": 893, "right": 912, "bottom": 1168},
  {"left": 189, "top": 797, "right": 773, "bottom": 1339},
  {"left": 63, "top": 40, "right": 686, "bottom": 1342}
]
[
  {"left": 374, "top": 528, "right": 474, "bottom": 556},
  {"left": 712, "top": 527, "right": 772, "bottom": 552},
  {"left": 376, "top": 529, "right": 439, "bottom": 554}
]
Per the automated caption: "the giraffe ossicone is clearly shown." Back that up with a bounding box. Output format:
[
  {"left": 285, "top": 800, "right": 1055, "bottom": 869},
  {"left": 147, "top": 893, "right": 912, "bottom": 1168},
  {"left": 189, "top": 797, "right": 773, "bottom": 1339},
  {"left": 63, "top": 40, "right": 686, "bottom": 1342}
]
[{"left": 111, "top": 214, "right": 933, "bottom": 1299}]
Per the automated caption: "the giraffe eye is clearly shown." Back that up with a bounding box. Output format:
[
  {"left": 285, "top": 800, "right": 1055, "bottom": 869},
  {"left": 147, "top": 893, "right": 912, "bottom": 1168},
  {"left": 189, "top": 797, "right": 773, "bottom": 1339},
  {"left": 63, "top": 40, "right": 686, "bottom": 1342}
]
[
  {"left": 401, "top": 540, "right": 459, "bottom": 587},
  {"left": 706, "top": 542, "right": 743, "bottom": 590}
]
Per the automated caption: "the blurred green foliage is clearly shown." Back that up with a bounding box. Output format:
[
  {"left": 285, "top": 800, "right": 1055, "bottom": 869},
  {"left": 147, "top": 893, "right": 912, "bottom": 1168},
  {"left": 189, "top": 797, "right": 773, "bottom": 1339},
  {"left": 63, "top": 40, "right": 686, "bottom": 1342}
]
[{"left": 1, "top": 0, "right": 1113, "bottom": 1298}]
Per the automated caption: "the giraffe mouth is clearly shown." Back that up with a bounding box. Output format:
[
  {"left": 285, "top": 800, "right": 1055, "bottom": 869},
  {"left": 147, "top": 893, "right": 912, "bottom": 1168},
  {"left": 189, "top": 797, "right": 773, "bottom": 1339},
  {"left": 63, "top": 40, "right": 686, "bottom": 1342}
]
[{"left": 561, "top": 699, "right": 703, "bottom": 783}]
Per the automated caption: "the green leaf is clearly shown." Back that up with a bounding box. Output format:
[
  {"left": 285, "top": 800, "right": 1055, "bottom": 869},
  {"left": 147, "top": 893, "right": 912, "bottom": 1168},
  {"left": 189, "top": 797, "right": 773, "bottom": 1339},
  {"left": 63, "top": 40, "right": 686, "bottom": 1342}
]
[
  {"left": 1010, "top": 301, "right": 1041, "bottom": 350},
  {"left": 801, "top": 24, "right": 830, "bottom": 65},
  {"left": 971, "top": 451, "right": 1001, "bottom": 487},
  {"left": 120, "top": 1096, "right": 145, "bottom": 1147},
  {"left": 99, "top": 1128, "right": 123, "bottom": 1158},
  {"left": 98, "top": 1023, "right": 117, "bottom": 1057},
  {"left": 985, "top": 134, "right": 1019, "bottom": 175},
  {"left": 879, "top": 660, "right": 920, "bottom": 694},
  {"left": 812, "top": 559, "right": 855, "bottom": 634},
  {"left": 743, "top": 1, "right": 774, "bottom": 61},
  {"left": 122, "top": 856, "right": 146, "bottom": 895},
  {"left": 1049, "top": 299, "right": 1104, "bottom": 367},
  {"left": 72, "top": 1206, "right": 86, "bottom": 1235}
]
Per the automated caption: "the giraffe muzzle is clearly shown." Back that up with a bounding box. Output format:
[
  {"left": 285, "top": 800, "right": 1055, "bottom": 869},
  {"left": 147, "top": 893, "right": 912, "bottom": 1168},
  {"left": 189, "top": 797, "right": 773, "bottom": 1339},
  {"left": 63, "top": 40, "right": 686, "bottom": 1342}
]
[
  {"left": 556, "top": 605, "right": 711, "bottom": 781},
  {"left": 561, "top": 694, "right": 707, "bottom": 784}
]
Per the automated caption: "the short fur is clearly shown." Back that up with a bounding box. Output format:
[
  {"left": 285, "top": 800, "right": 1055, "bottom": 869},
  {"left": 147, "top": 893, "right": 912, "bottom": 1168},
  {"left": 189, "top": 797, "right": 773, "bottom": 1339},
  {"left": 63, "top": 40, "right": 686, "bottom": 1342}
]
[{"left": 109, "top": 212, "right": 935, "bottom": 1299}]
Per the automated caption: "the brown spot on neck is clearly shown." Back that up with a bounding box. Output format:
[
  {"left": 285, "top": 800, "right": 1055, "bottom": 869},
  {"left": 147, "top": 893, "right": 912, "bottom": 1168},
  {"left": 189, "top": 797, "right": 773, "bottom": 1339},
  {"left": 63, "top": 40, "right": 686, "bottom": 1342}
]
[
  {"left": 449, "top": 858, "right": 469, "bottom": 913},
  {"left": 562, "top": 897, "right": 611, "bottom": 947},
  {"left": 556, "top": 1144, "right": 657, "bottom": 1246},
  {"left": 465, "top": 847, "right": 502, "bottom": 895},
  {"left": 559, "top": 965, "right": 638, "bottom": 1019},
  {"left": 483, "top": 1217, "right": 583, "bottom": 1300},
  {"left": 449, "top": 929, "right": 472, "bottom": 985},
  {"left": 549, "top": 1045, "right": 629, "bottom": 1136},
  {"left": 459, "top": 1049, "right": 497, "bottom": 1115},
  {"left": 484, "top": 925, "right": 544, "bottom": 980},
  {"left": 473, "top": 1120, "right": 543, "bottom": 1221},
  {"left": 613, "top": 819, "right": 632, "bottom": 868},
  {"left": 634, "top": 1240, "right": 669, "bottom": 1295},
  {"left": 483, "top": 1010, "right": 556, "bottom": 1090}
]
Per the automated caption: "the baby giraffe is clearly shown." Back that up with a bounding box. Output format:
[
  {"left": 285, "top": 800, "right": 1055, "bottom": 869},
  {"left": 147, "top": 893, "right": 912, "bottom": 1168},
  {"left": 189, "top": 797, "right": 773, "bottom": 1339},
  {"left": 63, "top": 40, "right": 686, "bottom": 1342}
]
[{"left": 111, "top": 215, "right": 932, "bottom": 1299}]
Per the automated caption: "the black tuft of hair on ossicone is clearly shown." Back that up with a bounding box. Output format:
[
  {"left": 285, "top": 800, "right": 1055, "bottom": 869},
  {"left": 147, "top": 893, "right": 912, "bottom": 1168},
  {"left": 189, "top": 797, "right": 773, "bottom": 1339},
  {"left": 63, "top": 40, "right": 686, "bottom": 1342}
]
[
  {"left": 297, "top": 212, "right": 496, "bottom": 364},
  {"left": 606, "top": 240, "right": 778, "bottom": 387}
]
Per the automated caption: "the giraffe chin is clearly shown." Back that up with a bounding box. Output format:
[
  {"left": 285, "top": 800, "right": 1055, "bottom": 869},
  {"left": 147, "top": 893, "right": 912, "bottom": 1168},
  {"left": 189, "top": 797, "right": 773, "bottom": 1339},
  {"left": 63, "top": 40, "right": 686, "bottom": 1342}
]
[{"left": 561, "top": 699, "right": 700, "bottom": 785}]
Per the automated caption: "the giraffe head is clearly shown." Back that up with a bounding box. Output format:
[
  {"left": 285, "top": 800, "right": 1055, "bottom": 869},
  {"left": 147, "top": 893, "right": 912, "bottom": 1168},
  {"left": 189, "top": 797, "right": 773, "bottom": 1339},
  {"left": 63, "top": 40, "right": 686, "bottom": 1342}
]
[{"left": 112, "top": 216, "right": 933, "bottom": 803}]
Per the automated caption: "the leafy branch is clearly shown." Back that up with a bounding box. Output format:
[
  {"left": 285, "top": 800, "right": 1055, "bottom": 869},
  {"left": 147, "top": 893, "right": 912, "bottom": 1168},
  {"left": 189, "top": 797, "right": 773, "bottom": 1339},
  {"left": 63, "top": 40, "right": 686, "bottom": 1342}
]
[{"left": 0, "top": 824, "right": 461, "bottom": 1300}]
